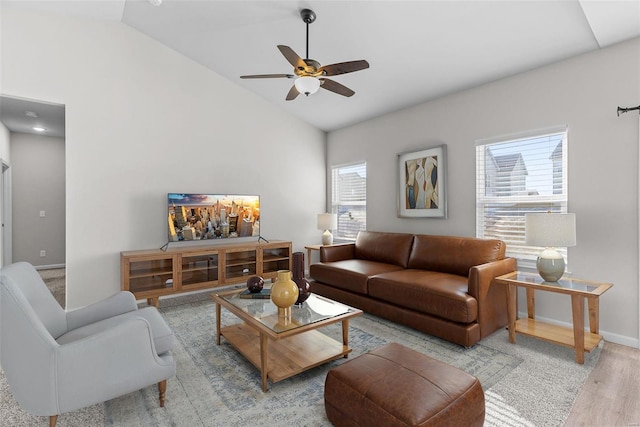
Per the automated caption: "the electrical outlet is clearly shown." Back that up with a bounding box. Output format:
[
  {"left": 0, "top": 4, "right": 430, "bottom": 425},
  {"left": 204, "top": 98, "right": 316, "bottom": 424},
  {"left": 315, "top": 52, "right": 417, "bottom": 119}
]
[
  {"left": 40, "top": 210, "right": 45, "bottom": 218},
  {"left": 40, "top": 250, "right": 46, "bottom": 257}
]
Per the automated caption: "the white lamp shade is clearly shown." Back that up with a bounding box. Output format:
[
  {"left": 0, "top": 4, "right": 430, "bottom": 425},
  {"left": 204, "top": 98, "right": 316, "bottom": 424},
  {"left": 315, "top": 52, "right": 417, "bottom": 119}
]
[
  {"left": 294, "top": 76, "right": 320, "bottom": 95},
  {"left": 525, "top": 213, "right": 576, "bottom": 247},
  {"left": 317, "top": 213, "right": 337, "bottom": 245},
  {"left": 317, "top": 213, "right": 337, "bottom": 231}
]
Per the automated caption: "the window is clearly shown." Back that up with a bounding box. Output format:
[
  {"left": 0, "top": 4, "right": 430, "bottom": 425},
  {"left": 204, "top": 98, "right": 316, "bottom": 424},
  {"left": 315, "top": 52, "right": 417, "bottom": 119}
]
[
  {"left": 330, "top": 162, "right": 366, "bottom": 241},
  {"left": 476, "top": 127, "right": 568, "bottom": 266}
]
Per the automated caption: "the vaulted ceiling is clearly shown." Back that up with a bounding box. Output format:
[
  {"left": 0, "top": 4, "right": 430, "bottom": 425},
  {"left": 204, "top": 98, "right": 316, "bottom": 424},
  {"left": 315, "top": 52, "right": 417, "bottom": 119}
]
[{"left": 2, "top": 1, "right": 640, "bottom": 133}]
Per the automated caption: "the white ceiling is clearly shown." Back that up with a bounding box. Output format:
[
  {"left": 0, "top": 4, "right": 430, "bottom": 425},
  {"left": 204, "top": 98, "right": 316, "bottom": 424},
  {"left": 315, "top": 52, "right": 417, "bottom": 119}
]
[
  {"left": 0, "top": 95, "right": 66, "bottom": 138},
  {"left": 2, "top": 0, "right": 640, "bottom": 133}
]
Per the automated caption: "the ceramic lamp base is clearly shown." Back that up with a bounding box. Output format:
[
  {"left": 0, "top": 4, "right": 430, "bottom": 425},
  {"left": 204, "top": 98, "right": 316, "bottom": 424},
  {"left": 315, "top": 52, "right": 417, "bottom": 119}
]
[
  {"left": 322, "top": 230, "right": 334, "bottom": 245},
  {"left": 536, "top": 248, "right": 566, "bottom": 282}
]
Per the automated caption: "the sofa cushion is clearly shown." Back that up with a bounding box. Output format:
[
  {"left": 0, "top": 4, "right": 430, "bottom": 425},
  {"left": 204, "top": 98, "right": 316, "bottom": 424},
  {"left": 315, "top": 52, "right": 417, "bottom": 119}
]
[
  {"left": 407, "top": 235, "right": 505, "bottom": 277},
  {"left": 355, "top": 231, "right": 414, "bottom": 268},
  {"left": 368, "top": 270, "right": 477, "bottom": 324},
  {"left": 310, "top": 260, "right": 405, "bottom": 295}
]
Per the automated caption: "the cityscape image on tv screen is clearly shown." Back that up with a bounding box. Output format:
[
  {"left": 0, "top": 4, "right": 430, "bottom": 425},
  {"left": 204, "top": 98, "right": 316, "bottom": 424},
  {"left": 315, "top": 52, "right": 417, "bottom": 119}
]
[{"left": 167, "top": 193, "right": 260, "bottom": 241}]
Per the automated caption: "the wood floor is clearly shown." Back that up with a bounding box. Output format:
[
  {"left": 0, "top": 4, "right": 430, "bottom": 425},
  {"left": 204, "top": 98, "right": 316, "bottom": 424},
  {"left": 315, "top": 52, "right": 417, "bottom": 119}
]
[{"left": 565, "top": 341, "right": 640, "bottom": 426}]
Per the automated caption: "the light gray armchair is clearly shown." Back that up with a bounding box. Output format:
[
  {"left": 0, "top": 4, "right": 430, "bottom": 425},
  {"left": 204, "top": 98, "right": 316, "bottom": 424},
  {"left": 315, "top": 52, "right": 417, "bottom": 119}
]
[{"left": 0, "top": 262, "right": 176, "bottom": 427}]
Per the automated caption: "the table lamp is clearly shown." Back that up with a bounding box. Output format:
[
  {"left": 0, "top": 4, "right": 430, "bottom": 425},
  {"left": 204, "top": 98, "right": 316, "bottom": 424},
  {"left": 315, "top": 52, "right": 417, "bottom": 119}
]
[
  {"left": 525, "top": 212, "right": 576, "bottom": 282},
  {"left": 317, "top": 213, "right": 338, "bottom": 245}
]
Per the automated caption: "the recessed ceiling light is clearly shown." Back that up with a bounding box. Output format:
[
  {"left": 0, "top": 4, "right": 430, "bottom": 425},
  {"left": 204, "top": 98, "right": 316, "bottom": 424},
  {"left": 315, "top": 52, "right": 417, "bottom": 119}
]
[
  {"left": 25, "top": 111, "right": 38, "bottom": 118},
  {"left": 33, "top": 127, "right": 46, "bottom": 132}
]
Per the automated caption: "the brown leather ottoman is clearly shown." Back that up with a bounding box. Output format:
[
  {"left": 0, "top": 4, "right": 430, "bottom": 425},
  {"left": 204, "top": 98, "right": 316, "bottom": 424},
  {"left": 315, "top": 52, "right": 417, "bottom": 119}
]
[{"left": 324, "top": 343, "right": 485, "bottom": 427}]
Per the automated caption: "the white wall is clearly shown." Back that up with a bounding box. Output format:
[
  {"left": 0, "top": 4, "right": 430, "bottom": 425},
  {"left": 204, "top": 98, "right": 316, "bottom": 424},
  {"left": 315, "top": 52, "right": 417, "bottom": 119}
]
[
  {"left": 1, "top": 6, "right": 326, "bottom": 308},
  {"left": 10, "top": 132, "right": 65, "bottom": 267},
  {"left": 328, "top": 37, "right": 640, "bottom": 347}
]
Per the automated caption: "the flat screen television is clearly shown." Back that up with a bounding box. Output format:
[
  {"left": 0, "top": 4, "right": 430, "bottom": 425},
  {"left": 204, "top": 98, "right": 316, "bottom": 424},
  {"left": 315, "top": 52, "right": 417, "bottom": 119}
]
[{"left": 167, "top": 193, "right": 260, "bottom": 242}]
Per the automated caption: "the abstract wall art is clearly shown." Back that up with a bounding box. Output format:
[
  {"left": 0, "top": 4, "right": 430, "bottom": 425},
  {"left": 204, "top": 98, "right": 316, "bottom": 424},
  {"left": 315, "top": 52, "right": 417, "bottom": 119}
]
[{"left": 398, "top": 145, "right": 447, "bottom": 218}]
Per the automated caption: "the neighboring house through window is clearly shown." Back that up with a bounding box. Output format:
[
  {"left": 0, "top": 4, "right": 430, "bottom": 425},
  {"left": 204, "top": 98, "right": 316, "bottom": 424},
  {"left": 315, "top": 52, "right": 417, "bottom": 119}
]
[
  {"left": 476, "top": 126, "right": 568, "bottom": 267},
  {"left": 330, "top": 162, "right": 366, "bottom": 241}
]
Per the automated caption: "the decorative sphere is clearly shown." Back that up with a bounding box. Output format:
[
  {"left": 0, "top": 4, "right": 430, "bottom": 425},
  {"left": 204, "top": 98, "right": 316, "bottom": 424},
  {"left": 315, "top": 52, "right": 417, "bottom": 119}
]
[{"left": 246, "top": 276, "right": 264, "bottom": 293}]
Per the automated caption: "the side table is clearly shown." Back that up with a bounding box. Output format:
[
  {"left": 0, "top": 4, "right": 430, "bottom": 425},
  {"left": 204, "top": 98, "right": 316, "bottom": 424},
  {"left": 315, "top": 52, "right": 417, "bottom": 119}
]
[
  {"left": 495, "top": 271, "right": 612, "bottom": 364},
  {"left": 305, "top": 244, "right": 323, "bottom": 273}
]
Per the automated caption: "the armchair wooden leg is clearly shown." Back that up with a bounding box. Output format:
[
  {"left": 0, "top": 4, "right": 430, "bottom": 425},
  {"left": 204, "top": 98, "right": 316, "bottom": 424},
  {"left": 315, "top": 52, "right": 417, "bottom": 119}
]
[
  {"left": 158, "top": 380, "right": 167, "bottom": 407},
  {"left": 49, "top": 415, "right": 58, "bottom": 427}
]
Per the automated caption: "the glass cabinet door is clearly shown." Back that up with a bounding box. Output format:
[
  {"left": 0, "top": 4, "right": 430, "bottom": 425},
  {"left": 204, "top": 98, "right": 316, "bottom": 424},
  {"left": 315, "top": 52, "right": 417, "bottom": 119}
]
[
  {"left": 262, "top": 246, "right": 291, "bottom": 276},
  {"left": 127, "top": 257, "right": 175, "bottom": 294},
  {"left": 225, "top": 249, "right": 257, "bottom": 282},
  {"left": 181, "top": 252, "right": 219, "bottom": 289}
]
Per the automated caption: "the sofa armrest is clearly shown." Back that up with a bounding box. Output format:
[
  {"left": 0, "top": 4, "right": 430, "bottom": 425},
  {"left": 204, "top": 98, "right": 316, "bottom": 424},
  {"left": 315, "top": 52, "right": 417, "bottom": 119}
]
[
  {"left": 320, "top": 243, "right": 356, "bottom": 262},
  {"left": 468, "top": 257, "right": 517, "bottom": 339}
]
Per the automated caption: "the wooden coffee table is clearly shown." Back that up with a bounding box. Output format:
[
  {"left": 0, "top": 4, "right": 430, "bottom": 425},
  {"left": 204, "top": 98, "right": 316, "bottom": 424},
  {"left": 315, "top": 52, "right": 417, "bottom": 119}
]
[{"left": 211, "top": 289, "right": 363, "bottom": 391}]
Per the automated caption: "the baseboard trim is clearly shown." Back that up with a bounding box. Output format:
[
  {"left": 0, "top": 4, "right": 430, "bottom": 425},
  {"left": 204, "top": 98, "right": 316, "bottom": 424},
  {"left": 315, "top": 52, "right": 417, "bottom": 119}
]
[{"left": 35, "top": 264, "right": 65, "bottom": 270}]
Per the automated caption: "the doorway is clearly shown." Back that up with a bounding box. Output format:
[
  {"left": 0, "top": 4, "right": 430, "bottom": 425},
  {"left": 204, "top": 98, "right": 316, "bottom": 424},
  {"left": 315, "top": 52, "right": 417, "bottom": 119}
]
[{"left": 0, "top": 95, "right": 66, "bottom": 271}]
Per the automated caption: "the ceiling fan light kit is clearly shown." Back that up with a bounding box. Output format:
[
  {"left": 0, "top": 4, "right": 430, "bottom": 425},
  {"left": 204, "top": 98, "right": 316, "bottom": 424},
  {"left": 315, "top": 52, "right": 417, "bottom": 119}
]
[
  {"left": 294, "top": 76, "right": 320, "bottom": 96},
  {"left": 240, "top": 8, "right": 369, "bottom": 101}
]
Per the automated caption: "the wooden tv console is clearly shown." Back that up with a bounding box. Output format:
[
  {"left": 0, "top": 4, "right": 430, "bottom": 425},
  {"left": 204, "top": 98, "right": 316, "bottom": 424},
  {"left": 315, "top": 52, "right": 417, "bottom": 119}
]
[{"left": 121, "top": 240, "right": 292, "bottom": 307}]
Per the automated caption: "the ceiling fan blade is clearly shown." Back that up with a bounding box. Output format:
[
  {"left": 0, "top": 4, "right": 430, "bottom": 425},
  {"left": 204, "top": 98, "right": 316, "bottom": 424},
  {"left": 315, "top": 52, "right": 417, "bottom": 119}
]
[
  {"left": 319, "top": 78, "right": 355, "bottom": 97},
  {"left": 240, "top": 74, "right": 294, "bottom": 79},
  {"left": 286, "top": 85, "right": 300, "bottom": 101},
  {"left": 319, "top": 60, "right": 370, "bottom": 76},
  {"left": 278, "top": 45, "right": 306, "bottom": 70}
]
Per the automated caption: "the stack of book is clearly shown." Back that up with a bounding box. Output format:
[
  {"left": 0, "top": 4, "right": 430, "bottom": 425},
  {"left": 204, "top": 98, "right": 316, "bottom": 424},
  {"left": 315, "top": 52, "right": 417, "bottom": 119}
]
[{"left": 239, "top": 288, "right": 271, "bottom": 299}]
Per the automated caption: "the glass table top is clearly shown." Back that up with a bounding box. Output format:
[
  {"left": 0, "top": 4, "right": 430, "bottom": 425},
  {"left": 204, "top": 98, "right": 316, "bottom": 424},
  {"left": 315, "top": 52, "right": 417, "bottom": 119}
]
[
  {"left": 500, "top": 271, "right": 612, "bottom": 294},
  {"left": 221, "top": 291, "right": 355, "bottom": 333}
]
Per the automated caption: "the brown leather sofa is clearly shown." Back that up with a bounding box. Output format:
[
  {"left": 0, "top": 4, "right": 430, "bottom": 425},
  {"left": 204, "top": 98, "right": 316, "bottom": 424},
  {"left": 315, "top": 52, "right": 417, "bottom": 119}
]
[{"left": 309, "top": 231, "right": 517, "bottom": 347}]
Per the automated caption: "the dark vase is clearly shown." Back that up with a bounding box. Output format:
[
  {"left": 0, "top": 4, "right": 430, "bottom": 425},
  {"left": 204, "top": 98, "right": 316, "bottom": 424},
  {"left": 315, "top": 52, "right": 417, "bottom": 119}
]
[{"left": 292, "top": 252, "right": 311, "bottom": 305}]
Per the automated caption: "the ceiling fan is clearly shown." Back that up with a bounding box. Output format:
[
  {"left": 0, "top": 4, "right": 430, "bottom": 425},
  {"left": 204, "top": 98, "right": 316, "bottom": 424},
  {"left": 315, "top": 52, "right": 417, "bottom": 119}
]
[{"left": 240, "top": 8, "right": 370, "bottom": 100}]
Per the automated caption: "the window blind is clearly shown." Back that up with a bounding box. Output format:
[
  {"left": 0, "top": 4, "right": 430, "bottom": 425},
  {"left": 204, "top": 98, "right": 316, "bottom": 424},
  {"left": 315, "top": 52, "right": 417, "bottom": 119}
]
[
  {"left": 331, "top": 162, "right": 367, "bottom": 241},
  {"left": 476, "top": 127, "right": 568, "bottom": 266}
]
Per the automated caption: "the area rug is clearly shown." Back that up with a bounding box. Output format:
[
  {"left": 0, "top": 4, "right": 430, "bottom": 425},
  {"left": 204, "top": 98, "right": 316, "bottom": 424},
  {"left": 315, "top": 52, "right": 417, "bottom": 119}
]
[{"left": 0, "top": 292, "right": 601, "bottom": 426}]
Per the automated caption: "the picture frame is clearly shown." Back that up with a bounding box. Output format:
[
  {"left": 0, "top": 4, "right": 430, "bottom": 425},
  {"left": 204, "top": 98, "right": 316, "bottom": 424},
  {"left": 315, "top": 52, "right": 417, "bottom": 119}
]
[{"left": 397, "top": 145, "right": 447, "bottom": 218}]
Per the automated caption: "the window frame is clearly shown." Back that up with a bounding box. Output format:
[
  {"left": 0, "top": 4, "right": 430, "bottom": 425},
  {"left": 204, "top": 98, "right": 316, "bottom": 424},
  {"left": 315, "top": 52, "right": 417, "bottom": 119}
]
[
  {"left": 329, "top": 161, "right": 367, "bottom": 242},
  {"left": 475, "top": 126, "right": 569, "bottom": 269}
]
